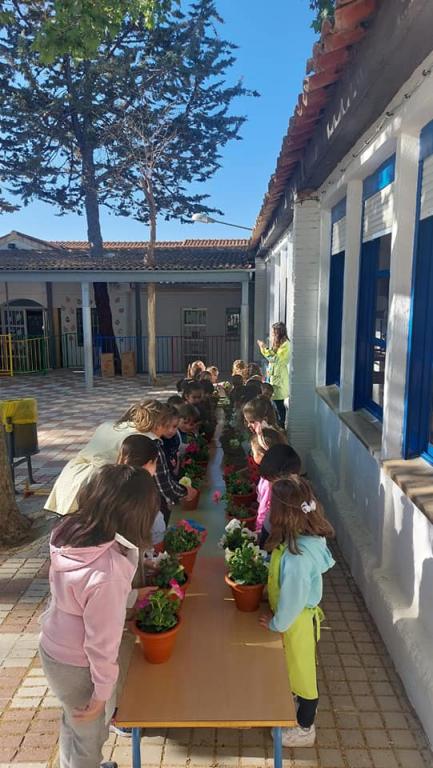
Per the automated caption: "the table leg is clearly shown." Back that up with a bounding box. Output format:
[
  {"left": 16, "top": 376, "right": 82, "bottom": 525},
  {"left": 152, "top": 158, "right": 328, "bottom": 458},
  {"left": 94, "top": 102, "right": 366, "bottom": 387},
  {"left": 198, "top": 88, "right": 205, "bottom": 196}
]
[
  {"left": 273, "top": 727, "right": 282, "bottom": 768},
  {"left": 132, "top": 727, "right": 141, "bottom": 768}
]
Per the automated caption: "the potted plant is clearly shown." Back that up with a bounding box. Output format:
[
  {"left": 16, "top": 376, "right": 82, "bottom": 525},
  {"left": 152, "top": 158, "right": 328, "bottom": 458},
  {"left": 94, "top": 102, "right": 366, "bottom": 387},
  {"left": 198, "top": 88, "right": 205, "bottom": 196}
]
[
  {"left": 179, "top": 473, "right": 201, "bottom": 511},
  {"left": 134, "top": 588, "right": 183, "bottom": 663},
  {"left": 225, "top": 542, "right": 268, "bottom": 612},
  {"left": 225, "top": 473, "right": 256, "bottom": 507},
  {"left": 163, "top": 519, "right": 203, "bottom": 575},
  {"left": 219, "top": 518, "right": 257, "bottom": 552},
  {"left": 225, "top": 501, "right": 257, "bottom": 531},
  {"left": 151, "top": 552, "right": 188, "bottom": 595}
]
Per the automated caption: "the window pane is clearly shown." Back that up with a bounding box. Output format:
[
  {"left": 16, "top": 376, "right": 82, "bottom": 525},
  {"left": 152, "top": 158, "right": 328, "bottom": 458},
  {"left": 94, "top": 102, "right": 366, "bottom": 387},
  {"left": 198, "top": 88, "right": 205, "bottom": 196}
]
[
  {"left": 378, "top": 233, "right": 391, "bottom": 271},
  {"left": 372, "top": 344, "right": 386, "bottom": 408},
  {"left": 374, "top": 276, "right": 390, "bottom": 344}
]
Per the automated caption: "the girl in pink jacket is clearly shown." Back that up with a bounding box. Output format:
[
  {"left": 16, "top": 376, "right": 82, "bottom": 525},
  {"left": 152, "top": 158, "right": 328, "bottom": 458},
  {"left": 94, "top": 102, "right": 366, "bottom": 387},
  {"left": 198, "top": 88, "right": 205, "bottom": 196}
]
[
  {"left": 250, "top": 428, "right": 289, "bottom": 533},
  {"left": 39, "top": 464, "right": 159, "bottom": 768}
]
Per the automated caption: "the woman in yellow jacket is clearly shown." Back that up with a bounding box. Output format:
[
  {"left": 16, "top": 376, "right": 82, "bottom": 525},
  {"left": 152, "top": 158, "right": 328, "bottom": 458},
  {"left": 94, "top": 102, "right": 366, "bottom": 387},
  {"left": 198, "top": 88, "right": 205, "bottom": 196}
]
[{"left": 257, "top": 322, "right": 290, "bottom": 427}]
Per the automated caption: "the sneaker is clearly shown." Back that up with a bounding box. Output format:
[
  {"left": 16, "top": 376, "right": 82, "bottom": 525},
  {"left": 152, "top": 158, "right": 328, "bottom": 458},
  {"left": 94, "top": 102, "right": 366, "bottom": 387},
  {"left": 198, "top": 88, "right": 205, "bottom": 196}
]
[
  {"left": 109, "top": 725, "right": 132, "bottom": 738},
  {"left": 101, "top": 763, "right": 118, "bottom": 768},
  {"left": 281, "top": 724, "right": 316, "bottom": 747}
]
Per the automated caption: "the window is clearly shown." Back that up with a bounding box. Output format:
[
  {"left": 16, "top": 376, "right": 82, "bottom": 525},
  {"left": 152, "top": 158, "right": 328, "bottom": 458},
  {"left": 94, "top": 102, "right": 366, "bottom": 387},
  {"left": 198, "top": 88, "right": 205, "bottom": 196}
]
[
  {"left": 226, "top": 308, "right": 240, "bottom": 337},
  {"left": 76, "top": 308, "right": 99, "bottom": 346},
  {"left": 326, "top": 199, "right": 346, "bottom": 386},
  {"left": 354, "top": 155, "right": 395, "bottom": 419},
  {"left": 404, "top": 119, "right": 433, "bottom": 462},
  {"left": 182, "top": 308, "right": 207, "bottom": 367}
]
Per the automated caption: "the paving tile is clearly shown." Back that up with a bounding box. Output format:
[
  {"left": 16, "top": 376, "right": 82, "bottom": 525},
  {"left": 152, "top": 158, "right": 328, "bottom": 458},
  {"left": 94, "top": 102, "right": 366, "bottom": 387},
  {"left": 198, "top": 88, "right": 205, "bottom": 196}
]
[
  {"left": 339, "top": 729, "right": 366, "bottom": 748},
  {"left": 344, "top": 749, "right": 373, "bottom": 767},
  {"left": 215, "top": 747, "right": 240, "bottom": 767},
  {"left": 318, "top": 748, "right": 344, "bottom": 767},
  {"left": 394, "top": 750, "right": 427, "bottom": 768},
  {"left": 370, "top": 750, "right": 399, "bottom": 768},
  {"left": 291, "top": 748, "right": 319, "bottom": 767},
  {"left": 190, "top": 746, "right": 216, "bottom": 766}
]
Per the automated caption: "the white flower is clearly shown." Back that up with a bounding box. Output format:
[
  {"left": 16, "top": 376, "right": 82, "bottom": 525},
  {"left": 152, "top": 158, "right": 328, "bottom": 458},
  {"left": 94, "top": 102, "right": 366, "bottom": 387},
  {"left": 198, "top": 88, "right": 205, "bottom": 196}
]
[
  {"left": 225, "top": 518, "right": 241, "bottom": 533},
  {"left": 241, "top": 528, "right": 256, "bottom": 540},
  {"left": 225, "top": 549, "right": 234, "bottom": 563}
]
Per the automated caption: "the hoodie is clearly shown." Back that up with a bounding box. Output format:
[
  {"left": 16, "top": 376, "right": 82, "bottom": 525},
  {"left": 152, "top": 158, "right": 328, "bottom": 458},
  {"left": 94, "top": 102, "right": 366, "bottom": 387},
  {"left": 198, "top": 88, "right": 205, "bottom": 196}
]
[
  {"left": 40, "top": 531, "right": 138, "bottom": 702},
  {"left": 269, "top": 535, "right": 335, "bottom": 633}
]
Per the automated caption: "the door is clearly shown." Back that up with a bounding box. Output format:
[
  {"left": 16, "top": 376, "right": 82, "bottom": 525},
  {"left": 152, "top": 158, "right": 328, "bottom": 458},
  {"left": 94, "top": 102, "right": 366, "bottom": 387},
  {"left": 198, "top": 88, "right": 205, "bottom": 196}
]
[{"left": 182, "top": 308, "right": 208, "bottom": 369}]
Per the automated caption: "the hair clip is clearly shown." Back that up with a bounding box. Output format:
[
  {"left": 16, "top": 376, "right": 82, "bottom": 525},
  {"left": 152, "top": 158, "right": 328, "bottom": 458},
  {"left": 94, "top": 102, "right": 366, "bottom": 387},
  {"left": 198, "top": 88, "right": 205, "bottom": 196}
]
[{"left": 301, "top": 500, "right": 317, "bottom": 515}]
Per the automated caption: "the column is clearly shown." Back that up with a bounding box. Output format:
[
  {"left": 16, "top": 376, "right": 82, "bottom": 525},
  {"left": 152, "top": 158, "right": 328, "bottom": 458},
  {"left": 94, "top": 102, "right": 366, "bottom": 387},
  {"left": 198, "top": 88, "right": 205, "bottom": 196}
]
[
  {"left": 240, "top": 279, "right": 249, "bottom": 361},
  {"left": 382, "top": 132, "right": 420, "bottom": 459},
  {"left": 339, "top": 180, "right": 363, "bottom": 413},
  {"left": 315, "top": 209, "right": 332, "bottom": 386},
  {"left": 45, "top": 282, "right": 56, "bottom": 369},
  {"left": 81, "top": 282, "right": 93, "bottom": 389},
  {"left": 134, "top": 283, "right": 143, "bottom": 374},
  {"left": 253, "top": 259, "right": 267, "bottom": 358},
  {"left": 288, "top": 196, "right": 321, "bottom": 461}
]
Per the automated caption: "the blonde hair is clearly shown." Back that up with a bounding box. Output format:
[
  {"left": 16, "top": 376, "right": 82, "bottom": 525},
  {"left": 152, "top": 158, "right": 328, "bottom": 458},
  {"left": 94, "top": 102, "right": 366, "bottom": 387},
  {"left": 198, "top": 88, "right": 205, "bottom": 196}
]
[
  {"left": 116, "top": 400, "right": 171, "bottom": 433},
  {"left": 250, "top": 426, "right": 288, "bottom": 457},
  {"left": 232, "top": 359, "right": 247, "bottom": 380},
  {"left": 187, "top": 360, "right": 206, "bottom": 379}
]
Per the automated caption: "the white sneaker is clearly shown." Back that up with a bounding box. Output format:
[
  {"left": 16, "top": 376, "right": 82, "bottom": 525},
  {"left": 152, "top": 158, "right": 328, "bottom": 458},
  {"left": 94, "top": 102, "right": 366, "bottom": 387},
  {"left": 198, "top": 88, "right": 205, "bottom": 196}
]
[{"left": 281, "top": 724, "right": 316, "bottom": 747}]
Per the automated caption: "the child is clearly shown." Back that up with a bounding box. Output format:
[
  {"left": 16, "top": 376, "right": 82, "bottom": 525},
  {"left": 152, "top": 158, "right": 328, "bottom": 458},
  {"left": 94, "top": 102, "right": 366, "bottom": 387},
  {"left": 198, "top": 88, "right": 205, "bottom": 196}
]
[
  {"left": 260, "top": 476, "right": 335, "bottom": 747},
  {"left": 182, "top": 380, "right": 203, "bottom": 406},
  {"left": 187, "top": 359, "right": 206, "bottom": 380},
  {"left": 232, "top": 359, "right": 248, "bottom": 381},
  {"left": 167, "top": 394, "right": 184, "bottom": 408},
  {"left": 258, "top": 443, "right": 302, "bottom": 546},
  {"left": 243, "top": 395, "right": 279, "bottom": 432},
  {"left": 161, "top": 405, "right": 182, "bottom": 477},
  {"left": 206, "top": 365, "right": 219, "bottom": 384},
  {"left": 39, "top": 464, "right": 159, "bottom": 768},
  {"left": 178, "top": 404, "right": 201, "bottom": 443},
  {"left": 248, "top": 426, "right": 288, "bottom": 497},
  {"left": 247, "top": 362, "right": 263, "bottom": 380},
  {"left": 117, "top": 434, "right": 165, "bottom": 546},
  {"left": 261, "top": 382, "right": 281, "bottom": 423}
]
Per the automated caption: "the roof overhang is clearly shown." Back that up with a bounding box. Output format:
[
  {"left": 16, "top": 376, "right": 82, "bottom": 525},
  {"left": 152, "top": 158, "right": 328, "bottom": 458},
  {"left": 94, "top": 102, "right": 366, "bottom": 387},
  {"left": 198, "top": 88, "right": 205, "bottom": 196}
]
[{"left": 0, "top": 269, "right": 253, "bottom": 284}]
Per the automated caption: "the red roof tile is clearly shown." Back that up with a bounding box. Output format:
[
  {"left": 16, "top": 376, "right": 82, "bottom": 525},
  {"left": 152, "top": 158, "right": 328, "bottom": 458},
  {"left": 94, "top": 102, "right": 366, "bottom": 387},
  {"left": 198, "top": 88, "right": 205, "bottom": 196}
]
[{"left": 251, "top": 0, "right": 378, "bottom": 249}]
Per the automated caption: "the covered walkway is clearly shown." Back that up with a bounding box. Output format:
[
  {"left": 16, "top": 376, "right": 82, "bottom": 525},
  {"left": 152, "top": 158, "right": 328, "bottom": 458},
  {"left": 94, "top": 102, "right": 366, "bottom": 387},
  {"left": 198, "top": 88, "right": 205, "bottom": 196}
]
[{"left": 0, "top": 372, "right": 432, "bottom": 767}]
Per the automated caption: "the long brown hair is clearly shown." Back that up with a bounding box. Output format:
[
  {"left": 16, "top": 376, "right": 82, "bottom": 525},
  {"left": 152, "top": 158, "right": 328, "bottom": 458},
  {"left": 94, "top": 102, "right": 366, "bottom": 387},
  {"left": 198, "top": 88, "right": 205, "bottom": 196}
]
[
  {"left": 115, "top": 400, "right": 171, "bottom": 433},
  {"left": 272, "top": 322, "right": 288, "bottom": 349},
  {"left": 117, "top": 435, "right": 158, "bottom": 467},
  {"left": 266, "top": 476, "right": 334, "bottom": 555},
  {"left": 54, "top": 464, "right": 159, "bottom": 550},
  {"left": 250, "top": 426, "right": 287, "bottom": 458}
]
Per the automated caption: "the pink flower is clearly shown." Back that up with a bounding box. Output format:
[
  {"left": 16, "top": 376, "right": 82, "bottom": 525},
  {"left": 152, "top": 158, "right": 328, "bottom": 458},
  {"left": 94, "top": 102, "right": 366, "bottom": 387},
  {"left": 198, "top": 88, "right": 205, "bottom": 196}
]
[
  {"left": 213, "top": 491, "right": 222, "bottom": 503},
  {"left": 183, "top": 458, "right": 192, "bottom": 466},
  {"left": 169, "top": 579, "right": 185, "bottom": 600},
  {"left": 136, "top": 597, "right": 150, "bottom": 610},
  {"left": 185, "top": 442, "right": 199, "bottom": 454},
  {"left": 180, "top": 519, "right": 195, "bottom": 533}
]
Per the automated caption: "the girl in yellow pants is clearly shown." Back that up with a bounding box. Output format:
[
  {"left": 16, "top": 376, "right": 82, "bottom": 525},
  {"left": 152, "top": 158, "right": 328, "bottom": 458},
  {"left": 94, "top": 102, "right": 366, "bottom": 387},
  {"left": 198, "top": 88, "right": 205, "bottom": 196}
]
[{"left": 260, "top": 476, "right": 335, "bottom": 747}]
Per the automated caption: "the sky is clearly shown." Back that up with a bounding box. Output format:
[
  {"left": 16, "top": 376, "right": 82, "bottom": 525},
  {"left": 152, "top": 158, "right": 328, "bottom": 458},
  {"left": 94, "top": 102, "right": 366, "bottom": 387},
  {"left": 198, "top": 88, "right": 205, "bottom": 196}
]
[{"left": 1, "top": 1, "right": 316, "bottom": 243}]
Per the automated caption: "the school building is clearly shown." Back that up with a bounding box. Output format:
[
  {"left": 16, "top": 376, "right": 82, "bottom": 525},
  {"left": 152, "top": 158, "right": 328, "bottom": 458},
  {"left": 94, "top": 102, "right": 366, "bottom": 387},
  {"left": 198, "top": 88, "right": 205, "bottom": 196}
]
[
  {"left": 252, "top": 0, "right": 433, "bottom": 745},
  {"left": 0, "top": 232, "right": 253, "bottom": 377}
]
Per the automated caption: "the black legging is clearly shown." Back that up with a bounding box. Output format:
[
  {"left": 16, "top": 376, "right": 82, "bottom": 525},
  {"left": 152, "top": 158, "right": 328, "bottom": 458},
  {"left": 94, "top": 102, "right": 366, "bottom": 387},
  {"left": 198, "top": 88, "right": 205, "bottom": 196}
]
[
  {"left": 297, "top": 696, "right": 319, "bottom": 728},
  {"left": 273, "top": 399, "right": 287, "bottom": 428}
]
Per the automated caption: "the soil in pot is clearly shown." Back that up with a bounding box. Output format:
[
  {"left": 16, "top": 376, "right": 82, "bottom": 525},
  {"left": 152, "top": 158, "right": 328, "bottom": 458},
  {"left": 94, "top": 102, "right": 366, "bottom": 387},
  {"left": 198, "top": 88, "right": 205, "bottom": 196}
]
[
  {"left": 134, "top": 619, "right": 181, "bottom": 664},
  {"left": 224, "top": 575, "right": 265, "bottom": 612}
]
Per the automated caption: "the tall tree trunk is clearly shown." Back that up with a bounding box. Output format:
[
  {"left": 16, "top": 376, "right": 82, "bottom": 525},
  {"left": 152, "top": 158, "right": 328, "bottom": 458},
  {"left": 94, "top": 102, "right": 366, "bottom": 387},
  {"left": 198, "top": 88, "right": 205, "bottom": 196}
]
[
  {"left": 82, "top": 148, "right": 120, "bottom": 372},
  {"left": 0, "top": 425, "right": 30, "bottom": 547},
  {"left": 145, "top": 182, "right": 158, "bottom": 385}
]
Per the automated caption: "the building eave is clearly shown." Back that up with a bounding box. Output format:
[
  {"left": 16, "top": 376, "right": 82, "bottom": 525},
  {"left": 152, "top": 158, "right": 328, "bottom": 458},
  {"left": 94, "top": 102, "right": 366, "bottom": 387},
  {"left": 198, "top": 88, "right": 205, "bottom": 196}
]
[{"left": 0, "top": 269, "right": 254, "bottom": 284}]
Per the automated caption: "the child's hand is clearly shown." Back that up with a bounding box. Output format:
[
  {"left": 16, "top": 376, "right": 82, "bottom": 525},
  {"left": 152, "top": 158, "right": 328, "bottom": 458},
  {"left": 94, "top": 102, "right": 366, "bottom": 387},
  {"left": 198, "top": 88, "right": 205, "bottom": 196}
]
[
  {"left": 136, "top": 586, "right": 158, "bottom": 602},
  {"left": 259, "top": 612, "right": 272, "bottom": 629},
  {"left": 73, "top": 696, "right": 105, "bottom": 722}
]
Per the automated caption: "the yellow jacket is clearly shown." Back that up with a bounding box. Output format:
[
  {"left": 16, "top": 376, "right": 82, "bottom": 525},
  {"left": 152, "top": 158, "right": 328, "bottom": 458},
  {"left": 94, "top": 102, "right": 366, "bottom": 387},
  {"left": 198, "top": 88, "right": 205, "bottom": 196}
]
[{"left": 260, "top": 339, "right": 290, "bottom": 400}]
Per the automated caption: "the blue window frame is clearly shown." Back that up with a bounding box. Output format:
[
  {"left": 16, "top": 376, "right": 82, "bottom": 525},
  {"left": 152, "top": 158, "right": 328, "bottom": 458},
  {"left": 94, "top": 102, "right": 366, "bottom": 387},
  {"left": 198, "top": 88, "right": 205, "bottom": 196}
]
[
  {"left": 354, "top": 155, "right": 395, "bottom": 420},
  {"left": 326, "top": 199, "right": 346, "bottom": 386},
  {"left": 404, "top": 119, "right": 433, "bottom": 462}
]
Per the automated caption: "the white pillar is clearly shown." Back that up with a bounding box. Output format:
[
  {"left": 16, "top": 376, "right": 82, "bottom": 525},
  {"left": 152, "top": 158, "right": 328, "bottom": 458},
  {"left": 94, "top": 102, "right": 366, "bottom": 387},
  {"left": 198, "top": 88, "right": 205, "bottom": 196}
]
[
  {"left": 240, "top": 279, "right": 249, "bottom": 361},
  {"left": 253, "top": 259, "right": 267, "bottom": 358},
  {"left": 339, "top": 180, "right": 363, "bottom": 413},
  {"left": 81, "top": 282, "right": 93, "bottom": 390},
  {"left": 316, "top": 208, "right": 332, "bottom": 386},
  {"left": 382, "top": 132, "right": 420, "bottom": 459},
  {"left": 288, "top": 196, "right": 321, "bottom": 461},
  {"left": 279, "top": 245, "right": 288, "bottom": 326}
]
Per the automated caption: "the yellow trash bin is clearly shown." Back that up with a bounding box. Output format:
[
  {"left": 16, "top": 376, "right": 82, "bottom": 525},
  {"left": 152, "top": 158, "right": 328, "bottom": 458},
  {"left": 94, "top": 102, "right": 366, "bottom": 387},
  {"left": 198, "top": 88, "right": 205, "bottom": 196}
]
[{"left": 0, "top": 398, "right": 39, "bottom": 485}]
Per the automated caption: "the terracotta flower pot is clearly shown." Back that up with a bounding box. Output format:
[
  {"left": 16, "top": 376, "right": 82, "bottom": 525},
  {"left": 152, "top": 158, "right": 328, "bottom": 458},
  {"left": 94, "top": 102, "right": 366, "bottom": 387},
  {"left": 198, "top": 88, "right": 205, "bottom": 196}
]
[
  {"left": 134, "top": 618, "right": 181, "bottom": 664},
  {"left": 226, "top": 513, "right": 257, "bottom": 532},
  {"left": 230, "top": 491, "right": 256, "bottom": 508},
  {"left": 181, "top": 489, "right": 201, "bottom": 511},
  {"left": 224, "top": 575, "right": 265, "bottom": 612},
  {"left": 178, "top": 546, "right": 200, "bottom": 576}
]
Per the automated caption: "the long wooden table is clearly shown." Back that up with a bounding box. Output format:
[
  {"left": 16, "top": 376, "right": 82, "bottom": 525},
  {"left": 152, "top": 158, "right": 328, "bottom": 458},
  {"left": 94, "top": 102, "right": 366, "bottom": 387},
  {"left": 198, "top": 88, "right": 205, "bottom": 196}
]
[{"left": 115, "top": 555, "right": 296, "bottom": 768}]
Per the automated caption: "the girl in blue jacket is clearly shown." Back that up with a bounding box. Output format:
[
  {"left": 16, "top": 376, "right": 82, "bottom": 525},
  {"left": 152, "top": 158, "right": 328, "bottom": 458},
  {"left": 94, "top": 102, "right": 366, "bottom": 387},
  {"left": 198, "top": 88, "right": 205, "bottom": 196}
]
[{"left": 260, "top": 476, "right": 335, "bottom": 747}]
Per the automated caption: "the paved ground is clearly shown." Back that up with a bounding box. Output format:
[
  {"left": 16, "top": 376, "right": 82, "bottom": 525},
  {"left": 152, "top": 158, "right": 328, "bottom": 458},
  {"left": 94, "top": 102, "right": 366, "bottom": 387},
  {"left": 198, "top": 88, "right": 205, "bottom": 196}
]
[{"left": 0, "top": 371, "right": 432, "bottom": 768}]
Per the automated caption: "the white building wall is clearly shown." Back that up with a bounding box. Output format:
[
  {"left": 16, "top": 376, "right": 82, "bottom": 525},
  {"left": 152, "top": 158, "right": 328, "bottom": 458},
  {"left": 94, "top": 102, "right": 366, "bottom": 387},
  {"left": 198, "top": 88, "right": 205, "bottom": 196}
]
[{"left": 303, "top": 52, "right": 433, "bottom": 744}]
